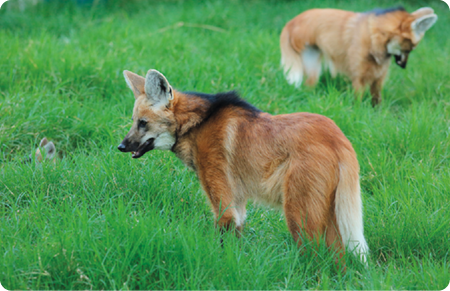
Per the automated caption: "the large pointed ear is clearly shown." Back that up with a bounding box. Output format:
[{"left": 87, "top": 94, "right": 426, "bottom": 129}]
[
  {"left": 144, "top": 69, "right": 174, "bottom": 108},
  {"left": 39, "top": 137, "right": 48, "bottom": 147},
  {"left": 36, "top": 140, "right": 56, "bottom": 162},
  {"left": 411, "top": 11, "right": 437, "bottom": 41},
  {"left": 123, "top": 70, "right": 145, "bottom": 99},
  {"left": 44, "top": 142, "right": 56, "bottom": 160},
  {"left": 411, "top": 7, "right": 434, "bottom": 18}
]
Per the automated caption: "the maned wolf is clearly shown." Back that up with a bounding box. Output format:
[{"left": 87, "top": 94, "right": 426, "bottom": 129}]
[
  {"left": 117, "top": 69, "right": 369, "bottom": 261},
  {"left": 35, "top": 137, "right": 56, "bottom": 163},
  {"left": 23, "top": 137, "right": 57, "bottom": 164},
  {"left": 280, "top": 7, "right": 437, "bottom": 106}
]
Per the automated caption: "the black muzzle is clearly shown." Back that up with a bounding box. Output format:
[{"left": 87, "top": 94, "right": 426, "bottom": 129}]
[{"left": 394, "top": 54, "right": 408, "bottom": 69}]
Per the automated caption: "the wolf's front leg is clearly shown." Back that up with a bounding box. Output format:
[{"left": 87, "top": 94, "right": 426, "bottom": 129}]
[
  {"left": 370, "top": 77, "right": 385, "bottom": 106},
  {"left": 197, "top": 168, "right": 245, "bottom": 238},
  {"left": 352, "top": 79, "right": 366, "bottom": 102}
]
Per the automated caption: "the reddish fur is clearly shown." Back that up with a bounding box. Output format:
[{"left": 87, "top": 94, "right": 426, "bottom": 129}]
[
  {"left": 169, "top": 91, "right": 357, "bottom": 253},
  {"left": 121, "top": 70, "right": 368, "bottom": 262},
  {"left": 280, "top": 7, "right": 436, "bottom": 106}
]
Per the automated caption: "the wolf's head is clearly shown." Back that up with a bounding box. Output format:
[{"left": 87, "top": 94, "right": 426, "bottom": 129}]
[
  {"left": 34, "top": 137, "right": 56, "bottom": 163},
  {"left": 118, "top": 70, "right": 177, "bottom": 158},
  {"left": 369, "top": 7, "right": 437, "bottom": 68}
]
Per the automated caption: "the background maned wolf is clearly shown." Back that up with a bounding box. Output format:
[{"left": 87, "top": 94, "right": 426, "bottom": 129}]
[
  {"left": 23, "top": 137, "right": 57, "bottom": 164},
  {"left": 35, "top": 137, "right": 56, "bottom": 163},
  {"left": 118, "top": 69, "right": 369, "bottom": 261},
  {"left": 280, "top": 7, "right": 437, "bottom": 106}
]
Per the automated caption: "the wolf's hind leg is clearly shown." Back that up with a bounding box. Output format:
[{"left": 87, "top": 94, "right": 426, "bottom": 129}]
[
  {"left": 302, "top": 45, "right": 322, "bottom": 86},
  {"left": 284, "top": 201, "right": 324, "bottom": 247},
  {"left": 283, "top": 176, "right": 327, "bottom": 246},
  {"left": 280, "top": 27, "right": 304, "bottom": 87}
]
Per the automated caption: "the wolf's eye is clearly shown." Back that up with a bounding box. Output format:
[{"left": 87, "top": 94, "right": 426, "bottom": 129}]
[{"left": 138, "top": 120, "right": 147, "bottom": 129}]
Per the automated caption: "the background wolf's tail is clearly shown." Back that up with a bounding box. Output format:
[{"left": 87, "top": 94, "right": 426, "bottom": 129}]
[
  {"left": 280, "top": 27, "right": 303, "bottom": 87},
  {"left": 335, "top": 150, "right": 369, "bottom": 263}
]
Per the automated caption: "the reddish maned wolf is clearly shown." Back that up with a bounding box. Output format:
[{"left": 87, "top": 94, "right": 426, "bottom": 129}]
[
  {"left": 117, "top": 69, "right": 369, "bottom": 261},
  {"left": 280, "top": 7, "right": 437, "bottom": 106}
]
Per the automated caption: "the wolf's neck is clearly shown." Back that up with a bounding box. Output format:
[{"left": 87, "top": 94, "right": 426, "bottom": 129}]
[
  {"left": 174, "top": 90, "right": 261, "bottom": 136},
  {"left": 169, "top": 91, "right": 210, "bottom": 171},
  {"left": 170, "top": 90, "right": 261, "bottom": 169},
  {"left": 172, "top": 91, "right": 210, "bottom": 138}
]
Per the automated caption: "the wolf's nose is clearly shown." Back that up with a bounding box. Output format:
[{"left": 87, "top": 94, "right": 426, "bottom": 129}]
[{"left": 118, "top": 144, "right": 126, "bottom": 152}]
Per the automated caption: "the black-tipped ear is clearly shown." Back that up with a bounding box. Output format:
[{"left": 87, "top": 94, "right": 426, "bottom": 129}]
[
  {"left": 123, "top": 70, "right": 146, "bottom": 99},
  {"left": 144, "top": 69, "right": 174, "bottom": 108}
]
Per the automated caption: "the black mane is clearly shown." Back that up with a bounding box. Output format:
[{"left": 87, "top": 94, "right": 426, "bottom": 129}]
[
  {"left": 184, "top": 90, "right": 261, "bottom": 119},
  {"left": 367, "top": 6, "right": 405, "bottom": 16}
]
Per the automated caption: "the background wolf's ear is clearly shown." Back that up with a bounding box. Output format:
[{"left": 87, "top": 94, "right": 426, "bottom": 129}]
[
  {"left": 411, "top": 13, "right": 437, "bottom": 40},
  {"left": 123, "top": 70, "right": 146, "bottom": 99},
  {"left": 44, "top": 142, "right": 56, "bottom": 160},
  {"left": 39, "top": 137, "right": 48, "bottom": 147},
  {"left": 411, "top": 7, "right": 434, "bottom": 18},
  {"left": 144, "top": 69, "right": 174, "bottom": 108},
  {"left": 35, "top": 140, "right": 56, "bottom": 163}
]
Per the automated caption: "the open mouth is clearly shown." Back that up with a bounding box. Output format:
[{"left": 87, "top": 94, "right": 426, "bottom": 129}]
[
  {"left": 132, "top": 138, "right": 155, "bottom": 159},
  {"left": 394, "top": 54, "right": 407, "bottom": 69}
]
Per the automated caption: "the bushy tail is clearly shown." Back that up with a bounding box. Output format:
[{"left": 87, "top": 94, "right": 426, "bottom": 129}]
[
  {"left": 335, "top": 156, "right": 369, "bottom": 263},
  {"left": 280, "top": 27, "right": 303, "bottom": 87}
]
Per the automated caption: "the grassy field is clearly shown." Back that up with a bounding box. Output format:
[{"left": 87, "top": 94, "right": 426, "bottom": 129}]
[{"left": 1, "top": 0, "right": 449, "bottom": 289}]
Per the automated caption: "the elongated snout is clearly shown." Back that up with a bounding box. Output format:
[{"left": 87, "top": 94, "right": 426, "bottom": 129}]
[
  {"left": 394, "top": 53, "right": 409, "bottom": 69},
  {"left": 118, "top": 143, "right": 127, "bottom": 152},
  {"left": 117, "top": 137, "right": 137, "bottom": 153}
]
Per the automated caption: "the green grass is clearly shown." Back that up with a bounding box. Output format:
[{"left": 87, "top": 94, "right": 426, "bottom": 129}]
[{"left": 1, "top": 0, "right": 450, "bottom": 289}]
